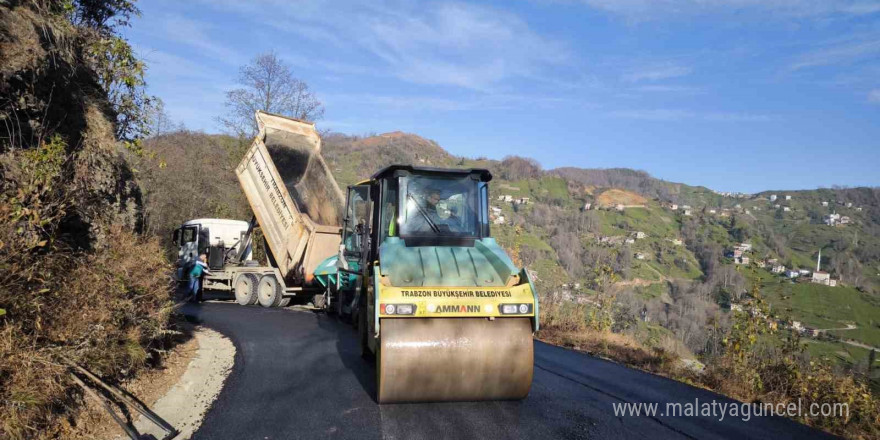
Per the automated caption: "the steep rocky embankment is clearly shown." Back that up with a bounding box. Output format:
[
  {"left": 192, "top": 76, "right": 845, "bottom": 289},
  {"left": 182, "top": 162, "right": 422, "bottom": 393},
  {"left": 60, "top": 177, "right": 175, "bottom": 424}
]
[{"left": 1, "top": 3, "right": 172, "bottom": 439}]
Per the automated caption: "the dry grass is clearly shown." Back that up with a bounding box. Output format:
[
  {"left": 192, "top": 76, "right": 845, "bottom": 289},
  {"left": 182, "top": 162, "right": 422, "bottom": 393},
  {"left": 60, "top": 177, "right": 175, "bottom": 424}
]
[
  {"left": 0, "top": 225, "right": 174, "bottom": 439},
  {"left": 537, "top": 295, "right": 685, "bottom": 377},
  {"left": 538, "top": 328, "right": 683, "bottom": 376},
  {"left": 702, "top": 345, "right": 880, "bottom": 439},
  {"left": 538, "top": 294, "right": 879, "bottom": 439}
]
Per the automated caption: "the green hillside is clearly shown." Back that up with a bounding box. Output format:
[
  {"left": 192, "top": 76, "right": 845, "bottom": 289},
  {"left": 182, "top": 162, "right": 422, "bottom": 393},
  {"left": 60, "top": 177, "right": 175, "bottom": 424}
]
[
  {"left": 319, "top": 131, "right": 880, "bottom": 369},
  {"left": 141, "top": 129, "right": 880, "bottom": 374}
]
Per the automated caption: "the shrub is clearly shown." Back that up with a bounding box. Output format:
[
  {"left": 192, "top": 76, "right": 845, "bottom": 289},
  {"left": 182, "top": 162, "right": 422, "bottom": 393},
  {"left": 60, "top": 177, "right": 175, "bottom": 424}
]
[{"left": 0, "top": 222, "right": 173, "bottom": 439}]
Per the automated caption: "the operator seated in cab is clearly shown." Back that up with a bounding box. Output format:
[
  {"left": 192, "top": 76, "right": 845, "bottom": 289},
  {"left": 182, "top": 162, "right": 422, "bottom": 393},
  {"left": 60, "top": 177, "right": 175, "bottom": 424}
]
[{"left": 405, "top": 183, "right": 470, "bottom": 234}]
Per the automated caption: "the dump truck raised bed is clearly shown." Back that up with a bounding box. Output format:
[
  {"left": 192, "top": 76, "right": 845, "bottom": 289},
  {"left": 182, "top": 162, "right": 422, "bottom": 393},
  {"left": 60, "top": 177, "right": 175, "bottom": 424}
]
[{"left": 172, "top": 111, "right": 344, "bottom": 307}]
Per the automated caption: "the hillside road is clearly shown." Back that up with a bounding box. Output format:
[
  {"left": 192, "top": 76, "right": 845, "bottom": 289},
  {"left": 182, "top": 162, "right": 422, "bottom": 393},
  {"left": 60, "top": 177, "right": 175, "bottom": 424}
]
[{"left": 181, "top": 302, "right": 835, "bottom": 440}]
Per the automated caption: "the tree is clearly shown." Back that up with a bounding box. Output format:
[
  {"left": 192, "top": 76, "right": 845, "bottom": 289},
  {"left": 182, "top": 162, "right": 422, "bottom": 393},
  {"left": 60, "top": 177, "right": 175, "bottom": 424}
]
[
  {"left": 146, "top": 98, "right": 181, "bottom": 137},
  {"left": 499, "top": 156, "right": 542, "bottom": 180},
  {"left": 218, "top": 51, "right": 324, "bottom": 138}
]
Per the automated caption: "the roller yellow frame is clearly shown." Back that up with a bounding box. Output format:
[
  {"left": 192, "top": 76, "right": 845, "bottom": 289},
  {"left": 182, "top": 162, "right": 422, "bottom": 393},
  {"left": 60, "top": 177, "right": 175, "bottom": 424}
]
[{"left": 329, "top": 164, "right": 539, "bottom": 404}]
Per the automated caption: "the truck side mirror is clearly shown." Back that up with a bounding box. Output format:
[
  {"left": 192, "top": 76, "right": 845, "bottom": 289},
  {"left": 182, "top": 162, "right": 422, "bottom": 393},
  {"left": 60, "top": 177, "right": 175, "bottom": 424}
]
[{"left": 172, "top": 229, "right": 180, "bottom": 245}]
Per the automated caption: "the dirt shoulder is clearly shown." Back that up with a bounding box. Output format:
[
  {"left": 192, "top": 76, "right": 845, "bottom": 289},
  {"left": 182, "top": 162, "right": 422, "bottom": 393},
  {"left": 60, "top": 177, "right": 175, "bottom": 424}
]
[{"left": 68, "top": 324, "right": 235, "bottom": 440}]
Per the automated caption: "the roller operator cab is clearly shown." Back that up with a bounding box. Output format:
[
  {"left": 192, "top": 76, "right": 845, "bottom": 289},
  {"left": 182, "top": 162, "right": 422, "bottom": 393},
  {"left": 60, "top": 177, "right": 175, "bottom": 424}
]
[{"left": 325, "top": 165, "right": 539, "bottom": 404}]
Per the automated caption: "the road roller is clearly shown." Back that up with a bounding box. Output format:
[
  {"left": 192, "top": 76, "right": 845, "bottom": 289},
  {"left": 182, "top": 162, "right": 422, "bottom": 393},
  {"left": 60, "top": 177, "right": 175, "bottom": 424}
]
[{"left": 315, "top": 165, "right": 540, "bottom": 403}]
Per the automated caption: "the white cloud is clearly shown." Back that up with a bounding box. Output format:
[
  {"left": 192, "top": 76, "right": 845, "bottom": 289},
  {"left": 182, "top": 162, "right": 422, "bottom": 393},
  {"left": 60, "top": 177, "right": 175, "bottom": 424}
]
[
  {"left": 137, "top": 48, "right": 221, "bottom": 81},
  {"left": 790, "top": 38, "right": 880, "bottom": 70},
  {"left": 633, "top": 84, "right": 702, "bottom": 93},
  {"left": 193, "top": 1, "right": 569, "bottom": 90},
  {"left": 139, "top": 14, "right": 243, "bottom": 65},
  {"left": 580, "top": 0, "right": 880, "bottom": 20},
  {"left": 622, "top": 64, "right": 692, "bottom": 82},
  {"left": 609, "top": 108, "right": 773, "bottom": 121},
  {"left": 324, "top": 92, "right": 574, "bottom": 112},
  {"left": 869, "top": 89, "right": 880, "bottom": 103}
]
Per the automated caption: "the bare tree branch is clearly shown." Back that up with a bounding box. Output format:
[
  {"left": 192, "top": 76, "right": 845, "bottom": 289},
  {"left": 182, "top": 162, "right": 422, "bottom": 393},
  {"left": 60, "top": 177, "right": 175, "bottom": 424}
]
[{"left": 217, "top": 51, "right": 324, "bottom": 138}]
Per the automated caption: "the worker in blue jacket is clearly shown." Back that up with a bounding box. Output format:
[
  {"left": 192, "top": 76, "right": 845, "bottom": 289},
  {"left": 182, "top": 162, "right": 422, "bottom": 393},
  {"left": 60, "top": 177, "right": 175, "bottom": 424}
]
[{"left": 187, "top": 254, "right": 211, "bottom": 302}]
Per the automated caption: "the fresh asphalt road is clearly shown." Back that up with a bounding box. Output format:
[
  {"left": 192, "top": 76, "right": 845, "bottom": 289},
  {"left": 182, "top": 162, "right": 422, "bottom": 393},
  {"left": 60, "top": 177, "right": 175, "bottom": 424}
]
[{"left": 181, "top": 302, "right": 835, "bottom": 440}]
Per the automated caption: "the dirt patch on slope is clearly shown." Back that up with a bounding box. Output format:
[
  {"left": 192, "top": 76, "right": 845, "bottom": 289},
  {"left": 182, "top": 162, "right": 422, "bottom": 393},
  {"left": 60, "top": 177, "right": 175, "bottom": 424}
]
[{"left": 596, "top": 188, "right": 648, "bottom": 207}]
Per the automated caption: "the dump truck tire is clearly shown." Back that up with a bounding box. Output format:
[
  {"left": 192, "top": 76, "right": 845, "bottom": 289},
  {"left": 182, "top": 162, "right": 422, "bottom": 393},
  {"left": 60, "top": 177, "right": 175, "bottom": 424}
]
[
  {"left": 257, "top": 274, "right": 284, "bottom": 308},
  {"left": 234, "top": 274, "right": 259, "bottom": 306},
  {"left": 376, "top": 317, "right": 533, "bottom": 404}
]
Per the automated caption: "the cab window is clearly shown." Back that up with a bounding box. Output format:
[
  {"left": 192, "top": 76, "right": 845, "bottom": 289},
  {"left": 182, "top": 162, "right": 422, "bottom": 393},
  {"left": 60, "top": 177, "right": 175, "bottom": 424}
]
[
  {"left": 399, "top": 175, "right": 479, "bottom": 238},
  {"left": 343, "top": 186, "right": 371, "bottom": 254},
  {"left": 181, "top": 226, "right": 197, "bottom": 245}
]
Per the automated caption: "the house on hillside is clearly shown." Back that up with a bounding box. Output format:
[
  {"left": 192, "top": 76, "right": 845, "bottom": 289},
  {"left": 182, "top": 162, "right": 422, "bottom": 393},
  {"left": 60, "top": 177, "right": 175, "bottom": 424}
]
[
  {"left": 490, "top": 206, "right": 502, "bottom": 215},
  {"left": 683, "top": 209, "right": 692, "bottom": 216},
  {"left": 735, "top": 256, "right": 750, "bottom": 265},
  {"left": 846, "top": 202, "right": 853, "bottom": 208},
  {"left": 634, "top": 231, "right": 647, "bottom": 239},
  {"left": 738, "top": 243, "right": 752, "bottom": 251},
  {"left": 771, "top": 265, "right": 786, "bottom": 274},
  {"left": 769, "top": 195, "right": 777, "bottom": 202},
  {"left": 615, "top": 204, "right": 625, "bottom": 212},
  {"left": 625, "top": 238, "right": 635, "bottom": 244},
  {"left": 798, "top": 269, "right": 811, "bottom": 276},
  {"left": 783, "top": 207, "right": 791, "bottom": 212},
  {"left": 839, "top": 216, "right": 851, "bottom": 225},
  {"left": 821, "top": 201, "right": 829, "bottom": 207},
  {"left": 856, "top": 207, "right": 863, "bottom": 212},
  {"left": 785, "top": 269, "right": 800, "bottom": 278},
  {"left": 493, "top": 215, "right": 506, "bottom": 225},
  {"left": 582, "top": 202, "right": 592, "bottom": 211},
  {"left": 708, "top": 209, "right": 717, "bottom": 214},
  {"left": 824, "top": 213, "right": 840, "bottom": 226},
  {"left": 671, "top": 239, "right": 683, "bottom": 246},
  {"left": 498, "top": 195, "right": 513, "bottom": 202},
  {"left": 790, "top": 321, "right": 804, "bottom": 332},
  {"left": 670, "top": 203, "right": 679, "bottom": 210},
  {"left": 599, "top": 236, "right": 625, "bottom": 245},
  {"left": 515, "top": 197, "right": 530, "bottom": 205},
  {"left": 635, "top": 252, "right": 646, "bottom": 260},
  {"left": 811, "top": 271, "right": 831, "bottom": 285},
  {"left": 785, "top": 195, "right": 792, "bottom": 200}
]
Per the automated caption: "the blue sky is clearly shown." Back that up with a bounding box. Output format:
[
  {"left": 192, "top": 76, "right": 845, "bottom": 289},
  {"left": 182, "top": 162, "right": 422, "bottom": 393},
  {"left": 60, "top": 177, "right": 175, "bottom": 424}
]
[{"left": 125, "top": 0, "right": 880, "bottom": 193}]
